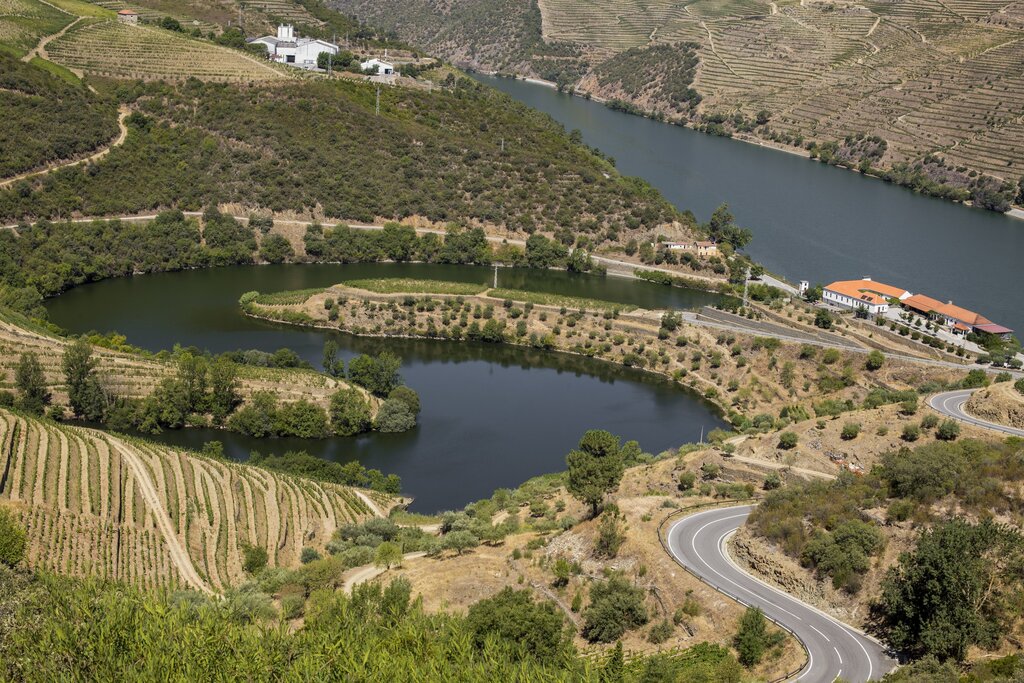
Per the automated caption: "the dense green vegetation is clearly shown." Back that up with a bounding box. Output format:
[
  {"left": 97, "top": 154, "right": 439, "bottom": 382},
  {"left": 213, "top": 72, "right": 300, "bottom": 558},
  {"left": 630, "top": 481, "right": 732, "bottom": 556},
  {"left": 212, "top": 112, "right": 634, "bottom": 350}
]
[
  {"left": 0, "top": 560, "right": 750, "bottom": 680},
  {"left": 594, "top": 44, "right": 701, "bottom": 116},
  {"left": 749, "top": 438, "right": 1024, "bottom": 660},
  {"left": 0, "top": 76, "right": 679, "bottom": 236},
  {"left": 0, "top": 55, "right": 118, "bottom": 177},
  {"left": 248, "top": 449, "right": 401, "bottom": 493}
]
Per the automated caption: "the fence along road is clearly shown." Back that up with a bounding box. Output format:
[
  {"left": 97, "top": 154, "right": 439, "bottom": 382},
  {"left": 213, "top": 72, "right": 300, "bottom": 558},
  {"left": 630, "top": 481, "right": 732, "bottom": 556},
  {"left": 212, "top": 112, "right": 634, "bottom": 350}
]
[{"left": 666, "top": 505, "right": 895, "bottom": 682}]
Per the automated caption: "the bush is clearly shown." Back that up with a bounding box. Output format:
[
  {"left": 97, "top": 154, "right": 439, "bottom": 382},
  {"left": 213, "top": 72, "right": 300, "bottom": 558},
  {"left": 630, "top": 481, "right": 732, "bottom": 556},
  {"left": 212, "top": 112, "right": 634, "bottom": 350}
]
[
  {"left": 840, "top": 422, "right": 861, "bottom": 440},
  {"left": 936, "top": 419, "right": 961, "bottom": 441},
  {"left": 595, "top": 510, "right": 625, "bottom": 559},
  {"left": 901, "top": 424, "right": 921, "bottom": 442},
  {"left": 763, "top": 473, "right": 782, "bottom": 490},
  {"left": 1016, "top": 378, "right": 1024, "bottom": 395},
  {"left": 374, "top": 398, "right": 417, "bottom": 433},
  {"left": 961, "top": 369, "right": 990, "bottom": 389},
  {"left": 0, "top": 508, "right": 26, "bottom": 567},
  {"left": 388, "top": 386, "right": 421, "bottom": 416},
  {"left": 678, "top": 470, "right": 696, "bottom": 491},
  {"left": 921, "top": 414, "right": 939, "bottom": 430},
  {"left": 778, "top": 431, "right": 798, "bottom": 450},
  {"left": 300, "top": 547, "right": 321, "bottom": 564},
  {"left": 647, "top": 619, "right": 674, "bottom": 644},
  {"left": 866, "top": 350, "right": 885, "bottom": 371},
  {"left": 814, "top": 309, "right": 833, "bottom": 329},
  {"left": 242, "top": 544, "right": 268, "bottom": 574},
  {"left": 582, "top": 575, "right": 649, "bottom": 643},
  {"left": 465, "top": 588, "right": 569, "bottom": 663}
]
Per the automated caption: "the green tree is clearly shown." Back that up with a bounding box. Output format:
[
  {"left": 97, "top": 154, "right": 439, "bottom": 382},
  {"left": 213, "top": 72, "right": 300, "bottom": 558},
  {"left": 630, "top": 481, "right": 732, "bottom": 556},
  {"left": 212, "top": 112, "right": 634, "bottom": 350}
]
[
  {"left": 705, "top": 204, "right": 752, "bottom": 250},
  {"left": 732, "top": 607, "right": 782, "bottom": 667},
  {"left": 15, "top": 352, "right": 49, "bottom": 416},
  {"left": 348, "top": 351, "right": 403, "bottom": 396},
  {"left": 0, "top": 507, "right": 26, "bottom": 567},
  {"left": 62, "top": 339, "right": 105, "bottom": 420},
  {"left": 274, "top": 400, "right": 329, "bottom": 438},
  {"left": 566, "top": 430, "right": 625, "bottom": 517},
  {"left": 866, "top": 350, "right": 885, "bottom": 371},
  {"left": 374, "top": 541, "right": 403, "bottom": 569},
  {"left": 175, "top": 352, "right": 208, "bottom": 413},
  {"left": 442, "top": 530, "right": 478, "bottom": 556},
  {"left": 465, "top": 587, "right": 569, "bottom": 663},
  {"left": 258, "top": 234, "right": 294, "bottom": 263},
  {"left": 595, "top": 508, "right": 625, "bottom": 558},
  {"left": 582, "top": 575, "right": 649, "bottom": 643},
  {"left": 814, "top": 309, "right": 834, "bottom": 329},
  {"left": 322, "top": 339, "right": 340, "bottom": 376},
  {"left": 778, "top": 431, "right": 798, "bottom": 449},
  {"left": 878, "top": 518, "right": 1024, "bottom": 661},
  {"left": 227, "top": 391, "right": 278, "bottom": 437},
  {"left": 329, "top": 388, "right": 372, "bottom": 436},
  {"left": 208, "top": 358, "right": 240, "bottom": 424}
]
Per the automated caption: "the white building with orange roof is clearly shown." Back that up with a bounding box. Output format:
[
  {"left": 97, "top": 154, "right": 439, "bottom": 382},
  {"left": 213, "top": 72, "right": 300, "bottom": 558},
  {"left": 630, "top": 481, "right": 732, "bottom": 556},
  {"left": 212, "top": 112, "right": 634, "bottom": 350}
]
[{"left": 822, "top": 277, "right": 912, "bottom": 316}]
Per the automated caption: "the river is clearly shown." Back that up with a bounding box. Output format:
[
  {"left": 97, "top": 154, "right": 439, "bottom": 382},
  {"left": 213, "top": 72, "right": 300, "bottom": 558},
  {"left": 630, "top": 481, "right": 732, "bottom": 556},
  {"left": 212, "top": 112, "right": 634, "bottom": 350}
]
[
  {"left": 477, "top": 75, "right": 1024, "bottom": 334},
  {"left": 46, "top": 263, "right": 726, "bottom": 512}
]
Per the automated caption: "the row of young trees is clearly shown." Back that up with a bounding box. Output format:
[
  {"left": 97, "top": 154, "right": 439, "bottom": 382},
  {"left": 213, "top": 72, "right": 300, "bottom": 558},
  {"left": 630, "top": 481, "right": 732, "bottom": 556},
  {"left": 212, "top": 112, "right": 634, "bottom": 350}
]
[{"left": 7, "top": 341, "right": 420, "bottom": 438}]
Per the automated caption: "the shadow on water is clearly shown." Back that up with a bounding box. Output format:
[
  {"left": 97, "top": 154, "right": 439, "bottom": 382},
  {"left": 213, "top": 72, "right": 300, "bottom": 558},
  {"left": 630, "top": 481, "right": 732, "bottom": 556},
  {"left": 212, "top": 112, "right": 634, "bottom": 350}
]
[{"left": 47, "top": 263, "right": 727, "bottom": 512}]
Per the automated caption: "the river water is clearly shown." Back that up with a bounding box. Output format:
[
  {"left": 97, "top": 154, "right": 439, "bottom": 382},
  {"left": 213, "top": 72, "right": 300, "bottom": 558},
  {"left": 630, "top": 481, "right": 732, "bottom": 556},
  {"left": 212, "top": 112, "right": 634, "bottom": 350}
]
[
  {"left": 477, "top": 75, "right": 1024, "bottom": 334},
  {"left": 47, "top": 263, "right": 726, "bottom": 512}
]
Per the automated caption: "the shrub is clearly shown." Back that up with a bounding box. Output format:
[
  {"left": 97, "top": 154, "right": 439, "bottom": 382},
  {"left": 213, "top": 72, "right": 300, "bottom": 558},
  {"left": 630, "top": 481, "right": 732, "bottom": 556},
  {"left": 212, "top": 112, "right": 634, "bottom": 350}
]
[
  {"left": 595, "top": 510, "right": 625, "bottom": 559},
  {"left": 582, "top": 575, "right": 649, "bottom": 643},
  {"left": 375, "top": 398, "right": 417, "bottom": 433},
  {"left": 329, "top": 388, "right": 372, "bottom": 436},
  {"left": 1015, "top": 378, "right": 1024, "bottom": 395},
  {"left": 866, "top": 350, "right": 885, "bottom": 371},
  {"left": 778, "top": 432, "right": 798, "bottom": 450},
  {"left": 936, "top": 419, "right": 961, "bottom": 441},
  {"left": 300, "top": 547, "right": 321, "bottom": 564},
  {"left": 0, "top": 508, "right": 26, "bottom": 567},
  {"left": 763, "top": 473, "right": 782, "bottom": 490},
  {"left": 920, "top": 414, "right": 939, "bottom": 430},
  {"left": 678, "top": 471, "right": 696, "bottom": 491},
  {"left": 961, "top": 369, "right": 990, "bottom": 389},
  {"left": 814, "top": 309, "right": 833, "bottom": 329},
  {"left": 901, "top": 424, "right": 921, "bottom": 442},
  {"left": 647, "top": 619, "right": 674, "bottom": 644},
  {"left": 840, "top": 422, "right": 861, "bottom": 440},
  {"left": 242, "top": 544, "right": 268, "bottom": 574},
  {"left": 465, "top": 588, "right": 569, "bottom": 663}
]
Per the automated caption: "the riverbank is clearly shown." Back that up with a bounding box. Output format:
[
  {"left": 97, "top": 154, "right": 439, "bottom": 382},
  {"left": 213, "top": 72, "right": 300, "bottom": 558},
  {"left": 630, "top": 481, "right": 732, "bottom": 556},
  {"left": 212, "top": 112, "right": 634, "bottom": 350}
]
[
  {"left": 245, "top": 280, "right": 976, "bottom": 429},
  {"left": 486, "top": 72, "right": 1023, "bottom": 219}
]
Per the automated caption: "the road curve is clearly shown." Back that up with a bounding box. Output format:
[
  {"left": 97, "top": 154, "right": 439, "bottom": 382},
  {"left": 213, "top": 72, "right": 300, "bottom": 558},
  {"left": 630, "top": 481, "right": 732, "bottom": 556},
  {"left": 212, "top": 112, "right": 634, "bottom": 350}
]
[
  {"left": 667, "top": 506, "right": 894, "bottom": 682},
  {"left": 928, "top": 389, "right": 1024, "bottom": 437}
]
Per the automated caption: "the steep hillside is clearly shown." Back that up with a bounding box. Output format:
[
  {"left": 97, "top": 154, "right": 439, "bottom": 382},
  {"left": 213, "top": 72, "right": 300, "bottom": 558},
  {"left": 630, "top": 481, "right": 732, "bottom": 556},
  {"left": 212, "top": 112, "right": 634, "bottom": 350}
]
[
  {"left": 0, "top": 77, "right": 687, "bottom": 244},
  {"left": 0, "top": 409, "right": 396, "bottom": 591},
  {"left": 332, "top": 0, "right": 1024, "bottom": 207}
]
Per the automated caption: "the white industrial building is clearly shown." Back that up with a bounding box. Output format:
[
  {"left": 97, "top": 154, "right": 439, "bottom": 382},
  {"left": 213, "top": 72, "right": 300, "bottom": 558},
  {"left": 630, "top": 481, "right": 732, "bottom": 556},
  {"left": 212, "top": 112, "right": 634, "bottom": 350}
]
[{"left": 249, "top": 25, "right": 338, "bottom": 69}]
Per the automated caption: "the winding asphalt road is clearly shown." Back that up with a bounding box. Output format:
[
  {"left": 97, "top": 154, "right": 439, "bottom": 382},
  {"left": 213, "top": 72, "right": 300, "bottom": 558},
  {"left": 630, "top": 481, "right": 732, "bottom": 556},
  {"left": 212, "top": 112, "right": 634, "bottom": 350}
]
[
  {"left": 928, "top": 389, "right": 1024, "bottom": 437},
  {"left": 667, "top": 506, "right": 895, "bottom": 682}
]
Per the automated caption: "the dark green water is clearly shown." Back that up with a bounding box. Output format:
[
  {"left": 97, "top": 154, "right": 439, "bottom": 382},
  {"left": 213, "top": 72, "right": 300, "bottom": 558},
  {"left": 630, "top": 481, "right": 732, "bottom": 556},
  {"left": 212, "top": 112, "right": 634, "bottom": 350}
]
[
  {"left": 47, "top": 263, "right": 726, "bottom": 512},
  {"left": 478, "top": 75, "right": 1024, "bottom": 334}
]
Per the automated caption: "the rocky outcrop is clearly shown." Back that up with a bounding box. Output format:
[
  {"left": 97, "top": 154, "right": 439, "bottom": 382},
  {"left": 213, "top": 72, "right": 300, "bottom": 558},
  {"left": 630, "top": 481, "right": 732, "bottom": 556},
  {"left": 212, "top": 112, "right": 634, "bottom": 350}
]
[
  {"left": 966, "top": 383, "right": 1024, "bottom": 429},
  {"left": 728, "top": 526, "right": 863, "bottom": 624}
]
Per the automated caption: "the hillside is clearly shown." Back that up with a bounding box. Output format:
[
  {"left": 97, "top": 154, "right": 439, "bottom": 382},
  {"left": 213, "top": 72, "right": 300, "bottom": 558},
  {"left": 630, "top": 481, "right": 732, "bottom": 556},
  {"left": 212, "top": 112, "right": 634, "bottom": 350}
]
[
  {"left": 0, "top": 408, "right": 397, "bottom": 592},
  {"left": 0, "top": 76, "right": 688, "bottom": 244},
  {"left": 330, "top": 0, "right": 1024, "bottom": 208}
]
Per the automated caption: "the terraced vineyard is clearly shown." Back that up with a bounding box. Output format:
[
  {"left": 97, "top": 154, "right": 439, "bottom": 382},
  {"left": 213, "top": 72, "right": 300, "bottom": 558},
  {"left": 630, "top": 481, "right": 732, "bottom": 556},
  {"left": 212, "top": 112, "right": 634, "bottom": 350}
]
[
  {"left": 243, "top": 0, "right": 323, "bottom": 26},
  {"left": 47, "top": 19, "right": 287, "bottom": 81},
  {"left": 0, "top": 409, "right": 395, "bottom": 591},
  {"left": 0, "top": 316, "right": 349, "bottom": 412},
  {"left": 0, "top": 0, "right": 74, "bottom": 56},
  {"left": 335, "top": 0, "right": 1024, "bottom": 184},
  {"left": 91, "top": 0, "right": 219, "bottom": 34}
]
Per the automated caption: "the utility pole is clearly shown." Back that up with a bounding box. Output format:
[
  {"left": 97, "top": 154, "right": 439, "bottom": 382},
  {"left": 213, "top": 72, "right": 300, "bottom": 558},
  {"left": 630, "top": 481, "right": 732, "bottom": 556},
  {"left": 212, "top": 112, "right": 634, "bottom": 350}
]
[
  {"left": 500, "top": 137, "right": 504, "bottom": 152},
  {"left": 493, "top": 265, "right": 498, "bottom": 288},
  {"left": 743, "top": 266, "right": 751, "bottom": 307},
  {"left": 375, "top": 86, "right": 380, "bottom": 116},
  {"left": 327, "top": 52, "right": 332, "bottom": 76}
]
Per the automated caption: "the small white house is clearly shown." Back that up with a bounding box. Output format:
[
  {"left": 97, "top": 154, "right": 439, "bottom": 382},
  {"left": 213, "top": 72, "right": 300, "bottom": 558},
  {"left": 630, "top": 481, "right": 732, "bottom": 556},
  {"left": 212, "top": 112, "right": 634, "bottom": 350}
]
[
  {"left": 661, "top": 240, "right": 718, "bottom": 257},
  {"left": 248, "top": 25, "right": 338, "bottom": 69},
  {"left": 117, "top": 9, "right": 139, "bottom": 24},
  {"left": 360, "top": 58, "right": 395, "bottom": 76}
]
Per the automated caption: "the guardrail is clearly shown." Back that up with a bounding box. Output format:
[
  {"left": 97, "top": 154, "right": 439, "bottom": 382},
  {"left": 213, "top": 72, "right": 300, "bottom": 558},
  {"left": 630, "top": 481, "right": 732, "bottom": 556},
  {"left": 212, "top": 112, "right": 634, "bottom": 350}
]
[{"left": 656, "top": 497, "right": 809, "bottom": 683}]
